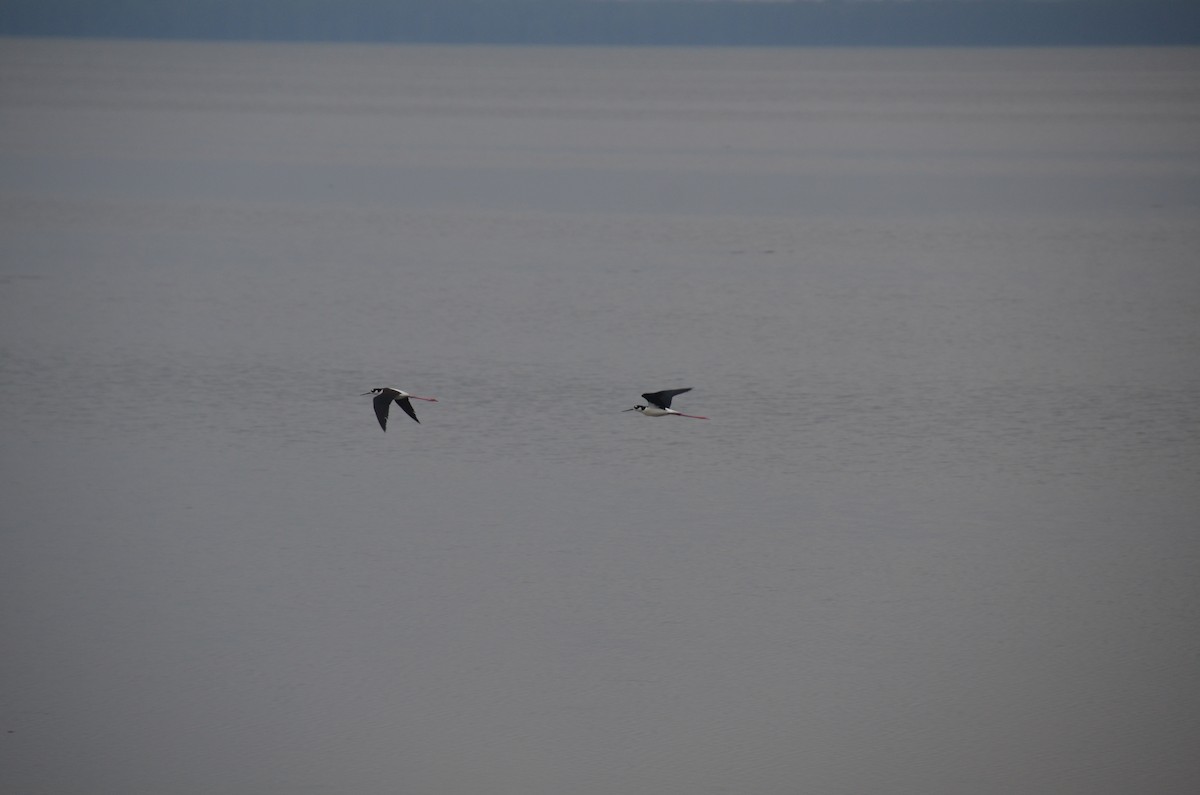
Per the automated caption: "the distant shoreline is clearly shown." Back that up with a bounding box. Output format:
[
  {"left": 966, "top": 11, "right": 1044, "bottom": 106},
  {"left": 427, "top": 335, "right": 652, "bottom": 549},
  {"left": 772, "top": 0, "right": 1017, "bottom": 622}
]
[{"left": 2, "top": 0, "right": 1198, "bottom": 47}]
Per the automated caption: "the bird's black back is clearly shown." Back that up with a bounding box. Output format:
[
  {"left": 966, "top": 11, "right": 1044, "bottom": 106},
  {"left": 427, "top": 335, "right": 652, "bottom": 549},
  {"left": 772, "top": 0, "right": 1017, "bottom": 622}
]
[{"left": 642, "top": 387, "right": 692, "bottom": 409}]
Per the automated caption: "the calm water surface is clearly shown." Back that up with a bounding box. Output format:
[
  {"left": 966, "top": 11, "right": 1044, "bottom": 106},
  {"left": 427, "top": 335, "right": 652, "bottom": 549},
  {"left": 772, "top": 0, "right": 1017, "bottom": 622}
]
[{"left": 2, "top": 40, "right": 1199, "bottom": 794}]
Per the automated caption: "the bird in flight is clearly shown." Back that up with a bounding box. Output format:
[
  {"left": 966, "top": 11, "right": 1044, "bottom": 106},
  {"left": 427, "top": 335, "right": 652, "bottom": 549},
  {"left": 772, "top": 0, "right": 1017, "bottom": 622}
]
[
  {"left": 362, "top": 387, "right": 438, "bottom": 431},
  {"left": 623, "top": 388, "right": 708, "bottom": 419}
]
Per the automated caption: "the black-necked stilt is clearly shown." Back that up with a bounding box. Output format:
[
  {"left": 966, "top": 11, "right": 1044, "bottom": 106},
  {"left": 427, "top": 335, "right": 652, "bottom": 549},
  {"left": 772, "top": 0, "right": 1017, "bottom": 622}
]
[
  {"left": 623, "top": 388, "right": 708, "bottom": 419},
  {"left": 362, "top": 387, "right": 438, "bottom": 431}
]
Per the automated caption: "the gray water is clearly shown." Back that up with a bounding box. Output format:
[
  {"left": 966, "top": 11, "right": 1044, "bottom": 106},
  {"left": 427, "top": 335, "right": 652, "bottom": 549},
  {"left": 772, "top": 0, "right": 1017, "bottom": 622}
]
[{"left": 2, "top": 40, "right": 1198, "bottom": 794}]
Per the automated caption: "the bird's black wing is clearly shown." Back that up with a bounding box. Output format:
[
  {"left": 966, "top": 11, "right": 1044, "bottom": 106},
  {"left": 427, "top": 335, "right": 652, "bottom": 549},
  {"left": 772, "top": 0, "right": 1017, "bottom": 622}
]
[
  {"left": 395, "top": 396, "right": 420, "bottom": 424},
  {"left": 372, "top": 392, "right": 392, "bottom": 431},
  {"left": 642, "top": 387, "right": 692, "bottom": 410}
]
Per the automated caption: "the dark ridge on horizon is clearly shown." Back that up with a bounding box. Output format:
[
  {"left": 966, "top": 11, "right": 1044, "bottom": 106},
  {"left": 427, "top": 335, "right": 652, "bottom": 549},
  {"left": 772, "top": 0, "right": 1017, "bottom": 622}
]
[{"left": 2, "top": 0, "right": 1198, "bottom": 46}]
